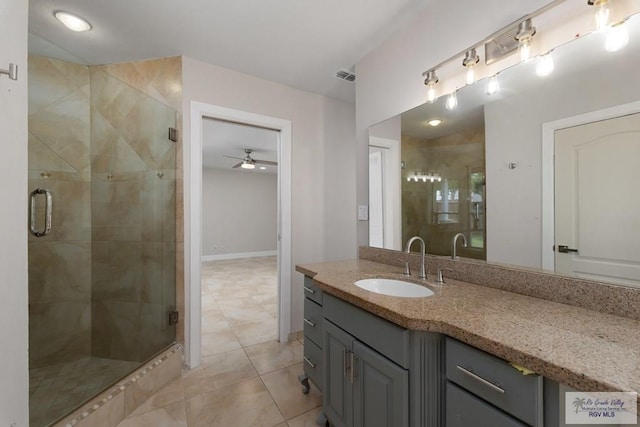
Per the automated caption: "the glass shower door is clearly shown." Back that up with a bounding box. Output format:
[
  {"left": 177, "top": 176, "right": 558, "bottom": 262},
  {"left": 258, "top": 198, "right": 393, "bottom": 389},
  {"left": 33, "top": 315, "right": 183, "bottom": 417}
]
[{"left": 27, "top": 56, "right": 176, "bottom": 426}]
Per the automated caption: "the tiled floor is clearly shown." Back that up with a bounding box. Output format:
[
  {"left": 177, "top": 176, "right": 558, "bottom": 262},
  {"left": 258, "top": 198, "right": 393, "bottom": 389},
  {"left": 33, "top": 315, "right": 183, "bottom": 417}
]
[
  {"left": 116, "top": 256, "right": 323, "bottom": 426},
  {"left": 29, "top": 356, "right": 139, "bottom": 426}
]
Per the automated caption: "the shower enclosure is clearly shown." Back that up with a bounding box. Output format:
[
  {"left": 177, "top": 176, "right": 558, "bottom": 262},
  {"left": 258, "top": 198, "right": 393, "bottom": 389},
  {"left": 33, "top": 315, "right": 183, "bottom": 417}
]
[{"left": 27, "top": 56, "right": 177, "bottom": 426}]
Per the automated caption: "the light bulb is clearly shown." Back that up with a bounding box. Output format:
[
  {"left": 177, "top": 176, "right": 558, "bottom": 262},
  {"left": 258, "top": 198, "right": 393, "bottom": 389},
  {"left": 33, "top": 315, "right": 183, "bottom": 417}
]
[
  {"left": 595, "top": 1, "right": 611, "bottom": 31},
  {"left": 536, "top": 54, "right": 554, "bottom": 77},
  {"left": 445, "top": 92, "right": 458, "bottom": 111},
  {"left": 605, "top": 24, "right": 629, "bottom": 52},
  {"left": 466, "top": 67, "right": 476, "bottom": 85},
  {"left": 519, "top": 40, "right": 531, "bottom": 62},
  {"left": 426, "top": 85, "right": 436, "bottom": 103},
  {"left": 486, "top": 75, "right": 499, "bottom": 95}
]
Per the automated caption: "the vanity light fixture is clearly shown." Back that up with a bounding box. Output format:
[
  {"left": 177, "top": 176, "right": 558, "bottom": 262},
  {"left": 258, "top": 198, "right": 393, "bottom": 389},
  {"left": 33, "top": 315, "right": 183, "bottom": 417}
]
[
  {"left": 407, "top": 171, "right": 441, "bottom": 183},
  {"left": 515, "top": 19, "right": 536, "bottom": 62},
  {"left": 589, "top": 0, "right": 611, "bottom": 31},
  {"left": 486, "top": 75, "right": 500, "bottom": 95},
  {"left": 536, "top": 53, "right": 555, "bottom": 77},
  {"left": 463, "top": 48, "right": 480, "bottom": 85},
  {"left": 605, "top": 22, "right": 629, "bottom": 52},
  {"left": 54, "top": 11, "right": 92, "bottom": 32},
  {"left": 427, "top": 119, "right": 442, "bottom": 127},
  {"left": 424, "top": 70, "right": 439, "bottom": 103},
  {"left": 445, "top": 91, "right": 458, "bottom": 111}
]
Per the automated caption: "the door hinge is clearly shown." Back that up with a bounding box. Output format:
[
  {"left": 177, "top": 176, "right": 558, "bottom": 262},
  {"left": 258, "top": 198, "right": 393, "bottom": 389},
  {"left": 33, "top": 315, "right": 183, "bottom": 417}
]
[
  {"left": 168, "top": 311, "right": 179, "bottom": 325},
  {"left": 168, "top": 127, "right": 178, "bottom": 142}
]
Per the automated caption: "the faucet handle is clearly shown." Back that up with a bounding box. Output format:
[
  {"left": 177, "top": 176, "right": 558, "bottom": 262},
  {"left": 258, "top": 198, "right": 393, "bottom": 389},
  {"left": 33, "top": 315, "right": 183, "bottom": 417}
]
[
  {"left": 434, "top": 268, "right": 453, "bottom": 285},
  {"left": 398, "top": 259, "right": 411, "bottom": 276}
]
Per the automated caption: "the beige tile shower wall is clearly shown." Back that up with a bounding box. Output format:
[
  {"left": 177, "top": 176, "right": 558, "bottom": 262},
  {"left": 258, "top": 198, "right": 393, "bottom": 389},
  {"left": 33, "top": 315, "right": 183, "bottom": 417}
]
[
  {"left": 91, "top": 57, "right": 183, "bottom": 361},
  {"left": 401, "top": 127, "right": 484, "bottom": 256},
  {"left": 97, "top": 57, "right": 185, "bottom": 346},
  {"left": 28, "top": 56, "right": 92, "bottom": 368}
]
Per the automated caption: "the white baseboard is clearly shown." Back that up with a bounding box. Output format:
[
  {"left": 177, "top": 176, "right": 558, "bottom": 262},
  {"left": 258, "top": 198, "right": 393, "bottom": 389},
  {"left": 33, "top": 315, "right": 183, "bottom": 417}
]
[{"left": 202, "top": 250, "right": 277, "bottom": 262}]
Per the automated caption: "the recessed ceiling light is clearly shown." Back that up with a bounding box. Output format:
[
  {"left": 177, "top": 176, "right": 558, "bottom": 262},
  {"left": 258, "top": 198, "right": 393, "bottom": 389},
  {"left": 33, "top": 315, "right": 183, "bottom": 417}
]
[
  {"left": 54, "top": 11, "right": 92, "bottom": 32},
  {"left": 259, "top": 166, "right": 267, "bottom": 170},
  {"left": 427, "top": 119, "right": 442, "bottom": 127}
]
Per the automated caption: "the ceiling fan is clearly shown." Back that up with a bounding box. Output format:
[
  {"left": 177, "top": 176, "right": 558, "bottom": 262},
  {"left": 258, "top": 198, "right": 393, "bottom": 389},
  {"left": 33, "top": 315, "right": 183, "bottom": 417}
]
[{"left": 224, "top": 149, "right": 277, "bottom": 170}]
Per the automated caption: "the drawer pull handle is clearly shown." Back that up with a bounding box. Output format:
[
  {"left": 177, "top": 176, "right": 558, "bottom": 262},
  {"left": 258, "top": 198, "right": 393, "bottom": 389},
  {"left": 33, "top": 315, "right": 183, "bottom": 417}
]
[
  {"left": 303, "top": 318, "right": 316, "bottom": 327},
  {"left": 303, "top": 286, "right": 316, "bottom": 294},
  {"left": 456, "top": 365, "right": 505, "bottom": 394},
  {"left": 304, "top": 356, "right": 316, "bottom": 369}
]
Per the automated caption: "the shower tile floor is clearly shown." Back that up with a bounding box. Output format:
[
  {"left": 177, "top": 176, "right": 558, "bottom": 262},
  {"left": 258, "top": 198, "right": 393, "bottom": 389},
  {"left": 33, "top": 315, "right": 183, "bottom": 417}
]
[
  {"left": 29, "top": 356, "right": 139, "bottom": 426},
  {"left": 114, "top": 256, "right": 322, "bottom": 426}
]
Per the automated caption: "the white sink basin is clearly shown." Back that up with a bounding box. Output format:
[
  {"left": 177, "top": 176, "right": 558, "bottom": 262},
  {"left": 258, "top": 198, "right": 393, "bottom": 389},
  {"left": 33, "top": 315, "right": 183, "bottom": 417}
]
[{"left": 354, "top": 278, "right": 434, "bottom": 298}]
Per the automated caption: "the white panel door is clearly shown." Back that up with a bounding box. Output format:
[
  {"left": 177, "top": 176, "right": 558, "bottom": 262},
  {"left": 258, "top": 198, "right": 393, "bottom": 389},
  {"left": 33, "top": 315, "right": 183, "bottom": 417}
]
[
  {"left": 554, "top": 113, "right": 640, "bottom": 287},
  {"left": 369, "top": 148, "right": 384, "bottom": 248}
]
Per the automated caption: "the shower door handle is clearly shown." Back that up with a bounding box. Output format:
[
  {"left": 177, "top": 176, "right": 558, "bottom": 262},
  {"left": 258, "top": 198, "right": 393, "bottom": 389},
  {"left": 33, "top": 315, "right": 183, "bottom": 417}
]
[{"left": 29, "top": 188, "right": 52, "bottom": 237}]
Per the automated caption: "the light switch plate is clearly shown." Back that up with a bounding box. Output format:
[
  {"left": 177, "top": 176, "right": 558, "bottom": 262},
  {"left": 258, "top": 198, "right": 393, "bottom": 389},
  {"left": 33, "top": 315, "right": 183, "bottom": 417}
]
[{"left": 357, "top": 205, "right": 368, "bottom": 221}]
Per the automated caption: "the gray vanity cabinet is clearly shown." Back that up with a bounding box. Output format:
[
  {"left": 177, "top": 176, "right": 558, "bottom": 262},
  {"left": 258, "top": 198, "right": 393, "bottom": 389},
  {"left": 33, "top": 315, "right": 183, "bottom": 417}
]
[
  {"left": 301, "top": 277, "right": 324, "bottom": 393},
  {"left": 445, "top": 337, "right": 543, "bottom": 427},
  {"left": 322, "top": 293, "right": 410, "bottom": 427}
]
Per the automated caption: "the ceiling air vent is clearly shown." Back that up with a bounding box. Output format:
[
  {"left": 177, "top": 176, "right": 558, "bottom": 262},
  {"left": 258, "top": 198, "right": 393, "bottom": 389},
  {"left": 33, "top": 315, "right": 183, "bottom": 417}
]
[{"left": 335, "top": 69, "right": 356, "bottom": 82}]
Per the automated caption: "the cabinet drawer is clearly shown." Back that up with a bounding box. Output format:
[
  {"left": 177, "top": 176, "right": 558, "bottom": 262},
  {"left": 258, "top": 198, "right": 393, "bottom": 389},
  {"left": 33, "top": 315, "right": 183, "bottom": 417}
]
[
  {"left": 446, "top": 338, "right": 542, "bottom": 426},
  {"left": 324, "top": 293, "right": 409, "bottom": 368},
  {"left": 303, "top": 298, "right": 323, "bottom": 346},
  {"left": 446, "top": 382, "right": 527, "bottom": 427},
  {"left": 303, "top": 337, "right": 323, "bottom": 391},
  {"left": 303, "top": 276, "right": 323, "bottom": 305}
]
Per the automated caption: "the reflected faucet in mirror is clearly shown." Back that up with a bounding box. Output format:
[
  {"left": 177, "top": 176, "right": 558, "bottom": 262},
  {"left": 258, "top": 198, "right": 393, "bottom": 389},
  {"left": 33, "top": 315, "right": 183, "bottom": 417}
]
[
  {"left": 452, "top": 233, "right": 468, "bottom": 259},
  {"left": 405, "top": 236, "right": 427, "bottom": 279}
]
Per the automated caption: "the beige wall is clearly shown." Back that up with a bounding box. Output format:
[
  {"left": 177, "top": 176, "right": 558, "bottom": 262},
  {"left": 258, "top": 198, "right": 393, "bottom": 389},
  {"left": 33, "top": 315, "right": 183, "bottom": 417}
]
[
  {"left": 202, "top": 168, "right": 277, "bottom": 256},
  {"left": 182, "top": 57, "right": 357, "bottom": 333},
  {"left": 0, "top": 0, "right": 28, "bottom": 423}
]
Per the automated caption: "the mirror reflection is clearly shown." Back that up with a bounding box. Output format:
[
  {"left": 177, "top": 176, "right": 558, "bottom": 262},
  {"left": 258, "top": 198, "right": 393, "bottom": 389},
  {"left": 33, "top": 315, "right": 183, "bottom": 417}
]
[{"left": 369, "top": 11, "right": 640, "bottom": 288}]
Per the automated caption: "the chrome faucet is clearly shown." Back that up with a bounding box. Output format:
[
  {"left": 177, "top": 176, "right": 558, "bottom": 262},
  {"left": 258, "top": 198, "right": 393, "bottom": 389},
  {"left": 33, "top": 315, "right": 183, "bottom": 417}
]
[
  {"left": 405, "top": 236, "right": 427, "bottom": 279},
  {"left": 451, "top": 233, "right": 468, "bottom": 259}
]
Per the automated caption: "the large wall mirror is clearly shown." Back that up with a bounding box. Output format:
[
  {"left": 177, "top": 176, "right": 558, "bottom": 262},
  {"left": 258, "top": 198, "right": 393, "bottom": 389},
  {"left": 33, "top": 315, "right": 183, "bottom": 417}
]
[{"left": 369, "top": 9, "right": 640, "bottom": 288}]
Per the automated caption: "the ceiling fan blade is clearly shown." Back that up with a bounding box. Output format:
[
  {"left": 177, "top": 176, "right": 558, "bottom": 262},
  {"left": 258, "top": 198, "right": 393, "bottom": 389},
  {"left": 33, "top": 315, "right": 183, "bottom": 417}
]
[
  {"left": 224, "top": 155, "right": 244, "bottom": 160},
  {"left": 232, "top": 161, "right": 243, "bottom": 168},
  {"left": 254, "top": 159, "right": 278, "bottom": 166}
]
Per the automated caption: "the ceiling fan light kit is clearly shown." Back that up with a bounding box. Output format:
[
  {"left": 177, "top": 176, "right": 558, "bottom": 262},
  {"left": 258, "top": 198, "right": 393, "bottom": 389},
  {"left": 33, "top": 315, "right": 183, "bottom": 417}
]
[{"left": 224, "top": 148, "right": 278, "bottom": 170}]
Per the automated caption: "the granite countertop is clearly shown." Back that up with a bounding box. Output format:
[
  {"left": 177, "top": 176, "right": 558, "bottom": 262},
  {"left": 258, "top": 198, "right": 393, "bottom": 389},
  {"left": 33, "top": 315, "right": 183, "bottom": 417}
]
[{"left": 296, "top": 259, "right": 640, "bottom": 409}]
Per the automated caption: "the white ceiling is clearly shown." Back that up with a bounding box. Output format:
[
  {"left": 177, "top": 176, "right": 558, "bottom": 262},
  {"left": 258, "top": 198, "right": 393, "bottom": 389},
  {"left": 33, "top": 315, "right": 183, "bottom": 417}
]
[
  {"left": 202, "top": 118, "right": 279, "bottom": 174},
  {"left": 28, "top": 0, "right": 434, "bottom": 103}
]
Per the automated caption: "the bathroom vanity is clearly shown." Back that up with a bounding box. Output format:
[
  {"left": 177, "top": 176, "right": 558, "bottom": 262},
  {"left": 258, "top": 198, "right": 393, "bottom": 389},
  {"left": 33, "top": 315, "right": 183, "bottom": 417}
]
[{"left": 297, "top": 252, "right": 640, "bottom": 427}]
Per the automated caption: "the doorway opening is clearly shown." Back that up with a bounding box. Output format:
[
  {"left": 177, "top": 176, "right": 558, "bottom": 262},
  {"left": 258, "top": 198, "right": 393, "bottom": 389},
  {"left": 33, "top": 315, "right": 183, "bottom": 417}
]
[
  {"left": 200, "top": 118, "right": 280, "bottom": 355},
  {"left": 187, "top": 102, "right": 292, "bottom": 368}
]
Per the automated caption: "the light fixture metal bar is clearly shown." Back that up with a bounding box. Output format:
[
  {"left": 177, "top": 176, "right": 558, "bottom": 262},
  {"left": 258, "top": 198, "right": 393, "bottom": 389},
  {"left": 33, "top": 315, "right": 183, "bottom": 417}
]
[{"left": 422, "top": 0, "right": 567, "bottom": 77}]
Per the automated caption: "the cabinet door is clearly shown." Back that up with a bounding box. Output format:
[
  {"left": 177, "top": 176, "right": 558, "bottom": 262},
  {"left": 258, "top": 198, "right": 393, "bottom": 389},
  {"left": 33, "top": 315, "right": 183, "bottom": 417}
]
[
  {"left": 323, "top": 319, "right": 354, "bottom": 427},
  {"left": 353, "top": 341, "right": 409, "bottom": 427},
  {"left": 447, "top": 382, "right": 527, "bottom": 427}
]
